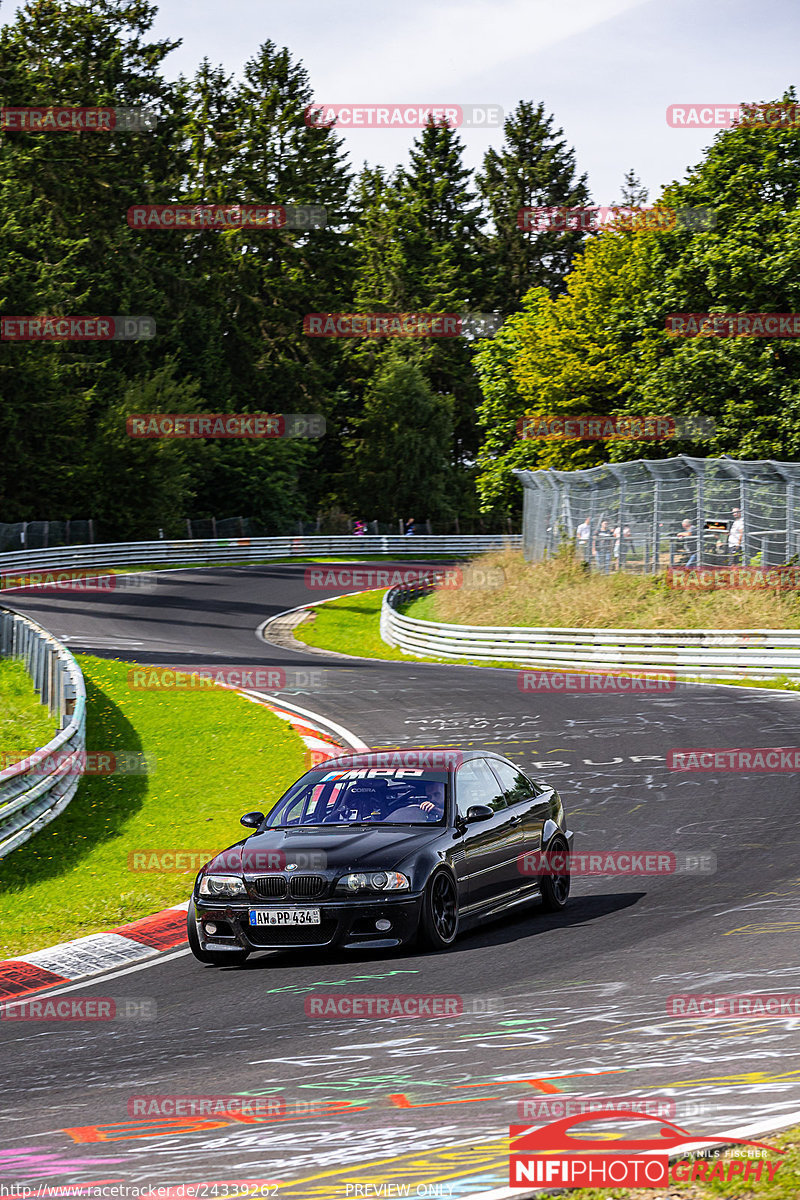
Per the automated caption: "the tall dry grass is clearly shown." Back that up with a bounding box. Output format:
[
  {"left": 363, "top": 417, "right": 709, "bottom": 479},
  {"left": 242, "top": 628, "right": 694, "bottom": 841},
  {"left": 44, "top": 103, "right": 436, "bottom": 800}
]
[{"left": 416, "top": 548, "right": 800, "bottom": 629}]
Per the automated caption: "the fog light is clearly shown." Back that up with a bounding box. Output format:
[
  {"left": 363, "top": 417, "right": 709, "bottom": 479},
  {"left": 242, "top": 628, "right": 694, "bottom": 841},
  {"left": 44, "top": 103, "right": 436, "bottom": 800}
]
[
  {"left": 205, "top": 922, "right": 218, "bottom": 935},
  {"left": 375, "top": 919, "right": 391, "bottom": 931}
]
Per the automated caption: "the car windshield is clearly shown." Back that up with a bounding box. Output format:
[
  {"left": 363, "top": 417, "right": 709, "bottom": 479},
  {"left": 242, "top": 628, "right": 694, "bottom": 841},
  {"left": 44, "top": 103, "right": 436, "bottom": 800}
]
[{"left": 264, "top": 768, "right": 449, "bottom": 828}]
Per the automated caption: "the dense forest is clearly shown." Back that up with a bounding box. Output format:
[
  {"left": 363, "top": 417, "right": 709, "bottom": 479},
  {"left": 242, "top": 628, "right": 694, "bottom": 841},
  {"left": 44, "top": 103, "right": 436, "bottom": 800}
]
[{"left": 1, "top": 0, "right": 798, "bottom": 539}]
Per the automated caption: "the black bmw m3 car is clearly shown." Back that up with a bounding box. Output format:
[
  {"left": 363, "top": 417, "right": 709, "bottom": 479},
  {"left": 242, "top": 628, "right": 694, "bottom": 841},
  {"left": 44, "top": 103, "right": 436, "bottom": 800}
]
[{"left": 188, "top": 749, "right": 574, "bottom": 965}]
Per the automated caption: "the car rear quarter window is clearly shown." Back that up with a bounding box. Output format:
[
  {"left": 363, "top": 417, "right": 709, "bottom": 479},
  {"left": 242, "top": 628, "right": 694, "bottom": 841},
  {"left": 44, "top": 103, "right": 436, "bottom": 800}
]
[
  {"left": 456, "top": 759, "right": 507, "bottom": 816},
  {"left": 488, "top": 759, "right": 539, "bottom": 806}
]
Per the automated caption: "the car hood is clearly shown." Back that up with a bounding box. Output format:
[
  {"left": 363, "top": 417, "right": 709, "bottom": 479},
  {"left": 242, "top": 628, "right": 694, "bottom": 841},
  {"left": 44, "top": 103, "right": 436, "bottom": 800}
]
[{"left": 205, "top": 826, "right": 441, "bottom": 874}]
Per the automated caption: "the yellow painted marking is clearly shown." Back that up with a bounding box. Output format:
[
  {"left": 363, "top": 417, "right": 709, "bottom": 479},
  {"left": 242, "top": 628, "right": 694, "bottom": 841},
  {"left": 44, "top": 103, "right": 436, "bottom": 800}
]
[
  {"left": 272, "top": 1135, "right": 511, "bottom": 1198},
  {"left": 669, "top": 1068, "right": 800, "bottom": 1088},
  {"left": 725, "top": 921, "right": 800, "bottom": 935}
]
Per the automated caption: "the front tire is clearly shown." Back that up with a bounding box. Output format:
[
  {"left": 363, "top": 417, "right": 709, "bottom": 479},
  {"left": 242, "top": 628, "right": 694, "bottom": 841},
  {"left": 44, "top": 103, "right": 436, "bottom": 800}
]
[
  {"left": 187, "top": 905, "right": 249, "bottom": 966},
  {"left": 418, "top": 871, "right": 459, "bottom": 950},
  {"left": 540, "top": 835, "right": 571, "bottom": 911}
]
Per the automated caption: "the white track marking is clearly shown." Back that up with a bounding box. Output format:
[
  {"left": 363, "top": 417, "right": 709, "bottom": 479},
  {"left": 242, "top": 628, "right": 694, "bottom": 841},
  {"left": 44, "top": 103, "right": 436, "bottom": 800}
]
[{"left": 1, "top": 948, "right": 192, "bottom": 1010}]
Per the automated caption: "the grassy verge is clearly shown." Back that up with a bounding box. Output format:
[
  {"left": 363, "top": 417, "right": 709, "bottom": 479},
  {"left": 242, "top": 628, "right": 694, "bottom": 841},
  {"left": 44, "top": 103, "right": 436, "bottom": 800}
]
[
  {"left": 293, "top": 590, "right": 414, "bottom": 661},
  {"left": 408, "top": 548, "right": 800, "bottom": 630},
  {"left": 0, "top": 656, "right": 58, "bottom": 764},
  {"left": 0, "top": 655, "right": 308, "bottom": 957},
  {"left": 540, "top": 1125, "right": 800, "bottom": 1199},
  {"left": 290, "top": 587, "right": 800, "bottom": 695},
  {"left": 292, "top": 590, "right": 523, "bottom": 669}
]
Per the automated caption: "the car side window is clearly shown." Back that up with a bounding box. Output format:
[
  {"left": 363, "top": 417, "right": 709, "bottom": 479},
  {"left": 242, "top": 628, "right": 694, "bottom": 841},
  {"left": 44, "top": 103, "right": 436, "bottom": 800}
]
[
  {"left": 489, "top": 759, "right": 538, "bottom": 807},
  {"left": 455, "top": 759, "right": 507, "bottom": 816}
]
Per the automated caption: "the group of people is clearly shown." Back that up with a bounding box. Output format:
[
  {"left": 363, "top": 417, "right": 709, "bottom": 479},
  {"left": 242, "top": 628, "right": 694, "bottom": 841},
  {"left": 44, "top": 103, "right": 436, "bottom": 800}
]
[
  {"left": 575, "top": 517, "right": 635, "bottom": 573},
  {"left": 351, "top": 518, "right": 416, "bottom": 535},
  {"left": 674, "top": 507, "right": 744, "bottom": 568}
]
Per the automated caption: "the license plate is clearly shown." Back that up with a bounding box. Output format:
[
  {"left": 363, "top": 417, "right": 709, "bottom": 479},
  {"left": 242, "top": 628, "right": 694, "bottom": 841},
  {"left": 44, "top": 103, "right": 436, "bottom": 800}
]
[{"left": 249, "top": 908, "right": 321, "bottom": 926}]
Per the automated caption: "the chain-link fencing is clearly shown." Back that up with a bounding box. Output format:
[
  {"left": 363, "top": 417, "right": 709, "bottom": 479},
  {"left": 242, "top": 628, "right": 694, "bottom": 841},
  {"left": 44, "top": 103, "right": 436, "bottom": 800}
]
[{"left": 515, "top": 456, "right": 800, "bottom": 573}]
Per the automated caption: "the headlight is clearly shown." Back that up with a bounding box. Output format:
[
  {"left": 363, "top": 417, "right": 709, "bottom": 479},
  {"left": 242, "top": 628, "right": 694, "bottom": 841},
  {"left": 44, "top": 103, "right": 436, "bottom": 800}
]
[
  {"left": 336, "top": 871, "right": 410, "bottom": 893},
  {"left": 199, "top": 875, "right": 246, "bottom": 898}
]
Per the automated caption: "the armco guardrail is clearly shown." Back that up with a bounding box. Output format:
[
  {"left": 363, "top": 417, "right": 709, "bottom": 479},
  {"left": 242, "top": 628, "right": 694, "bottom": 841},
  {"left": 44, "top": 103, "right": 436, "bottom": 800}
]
[
  {"left": 380, "top": 580, "right": 800, "bottom": 679},
  {"left": 0, "top": 534, "right": 518, "bottom": 573},
  {"left": 0, "top": 608, "right": 86, "bottom": 857}
]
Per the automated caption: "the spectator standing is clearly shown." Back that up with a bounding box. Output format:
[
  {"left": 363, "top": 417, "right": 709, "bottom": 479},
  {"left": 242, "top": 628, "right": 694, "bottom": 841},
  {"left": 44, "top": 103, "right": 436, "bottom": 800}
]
[
  {"left": 576, "top": 516, "right": 592, "bottom": 563},
  {"left": 404, "top": 517, "right": 416, "bottom": 536},
  {"left": 675, "top": 518, "right": 697, "bottom": 568},
  {"left": 595, "top": 519, "right": 614, "bottom": 574},
  {"left": 614, "top": 524, "right": 635, "bottom": 570},
  {"left": 728, "top": 508, "right": 744, "bottom": 565}
]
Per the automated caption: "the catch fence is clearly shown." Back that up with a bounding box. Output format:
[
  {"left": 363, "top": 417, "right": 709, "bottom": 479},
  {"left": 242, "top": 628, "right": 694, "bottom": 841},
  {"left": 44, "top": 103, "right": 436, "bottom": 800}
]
[{"left": 515, "top": 456, "right": 800, "bottom": 572}]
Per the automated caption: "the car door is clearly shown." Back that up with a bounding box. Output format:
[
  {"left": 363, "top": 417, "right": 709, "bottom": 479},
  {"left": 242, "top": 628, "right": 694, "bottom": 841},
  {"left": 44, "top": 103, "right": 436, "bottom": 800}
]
[
  {"left": 455, "top": 758, "right": 524, "bottom": 911},
  {"left": 487, "top": 758, "right": 552, "bottom": 893}
]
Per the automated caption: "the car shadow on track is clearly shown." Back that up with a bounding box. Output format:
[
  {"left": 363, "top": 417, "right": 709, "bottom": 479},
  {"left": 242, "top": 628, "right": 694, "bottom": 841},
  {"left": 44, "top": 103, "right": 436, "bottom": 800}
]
[{"left": 213, "top": 892, "right": 644, "bottom": 973}]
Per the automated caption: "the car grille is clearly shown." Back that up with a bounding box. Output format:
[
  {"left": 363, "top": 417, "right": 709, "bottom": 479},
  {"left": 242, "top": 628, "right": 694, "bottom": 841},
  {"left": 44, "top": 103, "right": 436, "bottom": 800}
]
[
  {"left": 251, "top": 876, "right": 288, "bottom": 898},
  {"left": 247, "top": 920, "right": 338, "bottom": 946},
  {"left": 289, "top": 874, "right": 327, "bottom": 899},
  {"left": 249, "top": 875, "right": 329, "bottom": 899}
]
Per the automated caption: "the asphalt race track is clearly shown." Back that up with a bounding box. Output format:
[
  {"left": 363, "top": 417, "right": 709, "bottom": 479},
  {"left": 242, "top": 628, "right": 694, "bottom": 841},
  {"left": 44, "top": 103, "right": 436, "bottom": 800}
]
[{"left": 3, "top": 562, "right": 800, "bottom": 1196}]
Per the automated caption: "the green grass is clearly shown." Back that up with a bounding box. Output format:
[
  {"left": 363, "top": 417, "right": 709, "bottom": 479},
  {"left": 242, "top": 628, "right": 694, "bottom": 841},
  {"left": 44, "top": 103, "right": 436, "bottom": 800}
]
[
  {"left": 542, "top": 1125, "right": 800, "bottom": 1199},
  {"left": 0, "top": 655, "right": 308, "bottom": 957},
  {"left": 294, "top": 590, "right": 415, "bottom": 660},
  {"left": 0, "top": 656, "right": 58, "bottom": 765},
  {"left": 290, "top": 588, "right": 800, "bottom": 695},
  {"left": 292, "top": 589, "right": 525, "bottom": 669}
]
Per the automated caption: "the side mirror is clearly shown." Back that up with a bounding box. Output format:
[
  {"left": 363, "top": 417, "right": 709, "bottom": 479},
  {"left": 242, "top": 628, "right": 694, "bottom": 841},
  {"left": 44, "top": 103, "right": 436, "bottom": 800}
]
[
  {"left": 466, "top": 804, "right": 494, "bottom": 823},
  {"left": 240, "top": 811, "right": 264, "bottom": 828}
]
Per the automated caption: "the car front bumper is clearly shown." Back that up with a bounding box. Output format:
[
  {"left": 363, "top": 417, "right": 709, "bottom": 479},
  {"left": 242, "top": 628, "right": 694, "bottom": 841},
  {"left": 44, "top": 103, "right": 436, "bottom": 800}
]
[{"left": 192, "top": 892, "right": 425, "bottom": 953}]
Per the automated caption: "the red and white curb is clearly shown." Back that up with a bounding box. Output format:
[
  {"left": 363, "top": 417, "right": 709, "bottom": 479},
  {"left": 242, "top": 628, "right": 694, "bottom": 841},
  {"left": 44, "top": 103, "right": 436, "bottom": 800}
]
[
  {"left": 0, "top": 696, "right": 364, "bottom": 1003},
  {"left": 0, "top": 903, "right": 190, "bottom": 1002}
]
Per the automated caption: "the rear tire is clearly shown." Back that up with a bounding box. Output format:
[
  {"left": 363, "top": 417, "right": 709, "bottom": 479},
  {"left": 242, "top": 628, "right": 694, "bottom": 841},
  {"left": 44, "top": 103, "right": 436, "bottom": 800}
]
[
  {"left": 187, "top": 904, "right": 249, "bottom": 966},
  {"left": 418, "top": 871, "right": 459, "bottom": 950},
  {"left": 540, "top": 835, "right": 571, "bottom": 911}
]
